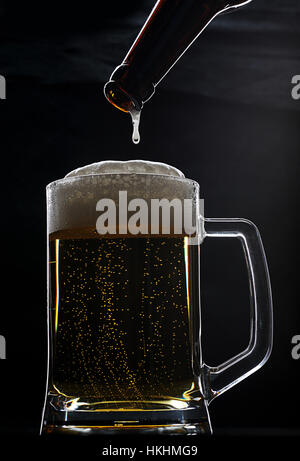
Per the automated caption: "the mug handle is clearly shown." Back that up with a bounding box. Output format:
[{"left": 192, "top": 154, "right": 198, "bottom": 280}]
[{"left": 201, "top": 218, "right": 273, "bottom": 403}]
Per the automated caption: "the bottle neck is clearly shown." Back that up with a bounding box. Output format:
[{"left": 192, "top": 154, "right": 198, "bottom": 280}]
[{"left": 104, "top": 0, "right": 252, "bottom": 112}]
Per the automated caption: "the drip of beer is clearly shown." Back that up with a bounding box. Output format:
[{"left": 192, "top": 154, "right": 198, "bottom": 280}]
[{"left": 130, "top": 109, "right": 141, "bottom": 144}]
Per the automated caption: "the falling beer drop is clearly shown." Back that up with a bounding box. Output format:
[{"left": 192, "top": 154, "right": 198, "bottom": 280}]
[{"left": 130, "top": 109, "right": 141, "bottom": 144}]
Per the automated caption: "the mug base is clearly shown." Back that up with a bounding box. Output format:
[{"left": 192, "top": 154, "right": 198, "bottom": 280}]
[
  {"left": 41, "top": 395, "right": 212, "bottom": 435},
  {"left": 42, "top": 422, "right": 211, "bottom": 435}
]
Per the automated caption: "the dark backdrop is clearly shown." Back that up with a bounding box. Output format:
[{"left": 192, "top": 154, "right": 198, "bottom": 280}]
[{"left": 0, "top": 0, "right": 299, "bottom": 442}]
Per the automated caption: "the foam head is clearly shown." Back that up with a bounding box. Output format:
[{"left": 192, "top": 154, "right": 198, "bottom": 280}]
[
  {"left": 65, "top": 160, "right": 185, "bottom": 178},
  {"left": 47, "top": 160, "right": 199, "bottom": 235}
]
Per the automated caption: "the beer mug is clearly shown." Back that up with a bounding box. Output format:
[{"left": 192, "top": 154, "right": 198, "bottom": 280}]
[{"left": 41, "top": 160, "right": 273, "bottom": 435}]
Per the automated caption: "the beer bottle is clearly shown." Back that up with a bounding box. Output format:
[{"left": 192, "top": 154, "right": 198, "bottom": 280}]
[{"left": 104, "top": 0, "right": 252, "bottom": 113}]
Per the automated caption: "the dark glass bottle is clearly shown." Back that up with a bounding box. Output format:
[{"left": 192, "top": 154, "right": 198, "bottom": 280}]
[{"left": 104, "top": 0, "right": 252, "bottom": 113}]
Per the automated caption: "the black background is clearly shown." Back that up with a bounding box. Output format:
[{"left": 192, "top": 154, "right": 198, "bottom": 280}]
[{"left": 0, "top": 0, "right": 299, "bottom": 450}]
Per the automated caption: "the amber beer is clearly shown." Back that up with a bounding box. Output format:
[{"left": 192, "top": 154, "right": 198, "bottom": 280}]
[
  {"left": 49, "top": 230, "right": 199, "bottom": 402},
  {"left": 104, "top": 0, "right": 252, "bottom": 112}
]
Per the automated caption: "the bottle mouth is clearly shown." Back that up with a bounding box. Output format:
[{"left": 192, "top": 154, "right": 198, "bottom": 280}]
[{"left": 103, "top": 81, "right": 142, "bottom": 113}]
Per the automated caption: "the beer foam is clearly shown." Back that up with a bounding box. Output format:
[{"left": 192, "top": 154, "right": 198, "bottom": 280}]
[
  {"left": 47, "top": 161, "right": 198, "bottom": 234},
  {"left": 65, "top": 160, "right": 185, "bottom": 178}
]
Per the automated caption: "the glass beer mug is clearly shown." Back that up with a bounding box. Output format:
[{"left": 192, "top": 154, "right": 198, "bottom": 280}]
[{"left": 41, "top": 160, "right": 273, "bottom": 435}]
